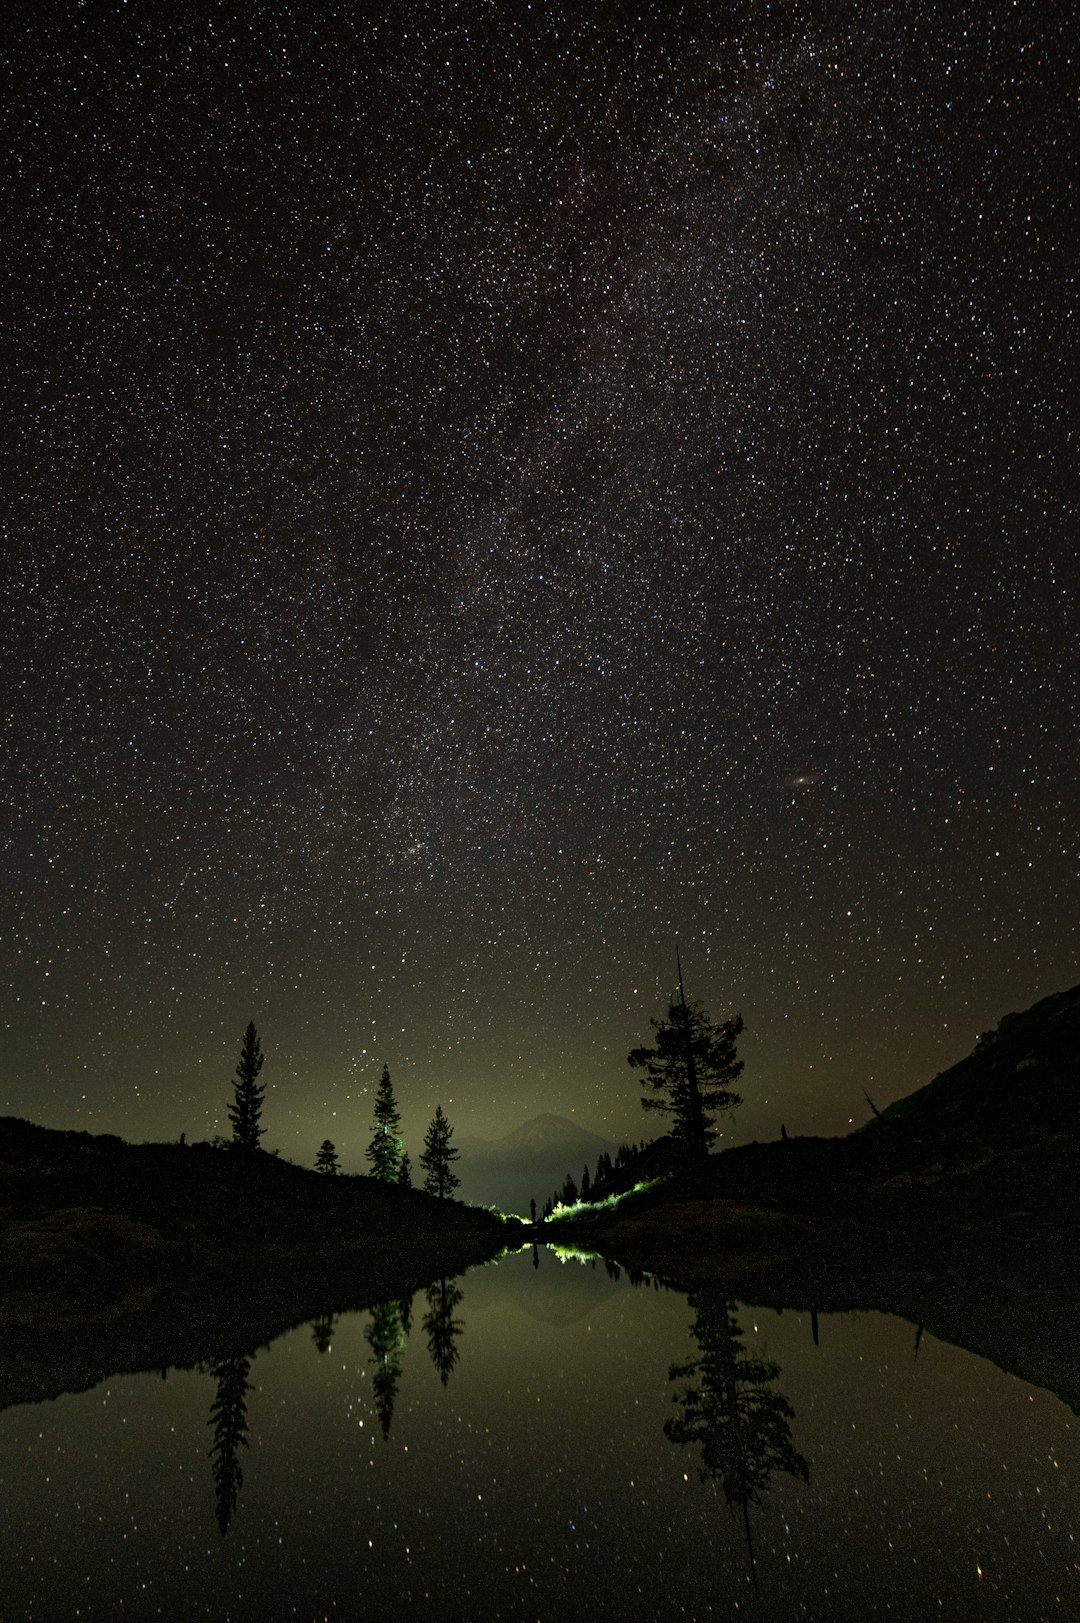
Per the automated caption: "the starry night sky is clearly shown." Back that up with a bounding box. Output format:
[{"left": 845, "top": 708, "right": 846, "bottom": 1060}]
[{"left": 3, "top": 1, "right": 1076, "bottom": 1164}]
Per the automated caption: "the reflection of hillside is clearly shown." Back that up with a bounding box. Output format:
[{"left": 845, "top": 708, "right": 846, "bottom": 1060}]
[
  {"left": 492, "top": 1247, "right": 622, "bottom": 1329},
  {"left": 939, "top": 1295, "right": 1080, "bottom": 1417},
  {"left": 0, "top": 1257, "right": 472, "bottom": 1415},
  {"left": 5, "top": 1237, "right": 1079, "bottom": 1434},
  {"left": 745, "top": 1266, "right": 1080, "bottom": 1418},
  {"left": 586, "top": 1222, "right": 1080, "bottom": 1420}
]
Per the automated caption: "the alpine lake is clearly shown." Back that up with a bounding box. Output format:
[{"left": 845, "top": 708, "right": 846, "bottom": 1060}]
[{"left": 1, "top": 1243, "right": 1076, "bottom": 1621}]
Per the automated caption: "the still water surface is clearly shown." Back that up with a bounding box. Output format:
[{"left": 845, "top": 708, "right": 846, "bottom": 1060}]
[{"left": 0, "top": 1246, "right": 1076, "bottom": 1620}]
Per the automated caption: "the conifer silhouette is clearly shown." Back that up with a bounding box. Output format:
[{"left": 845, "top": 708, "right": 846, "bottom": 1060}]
[
  {"left": 315, "top": 1138, "right": 339, "bottom": 1174},
  {"left": 419, "top": 1105, "right": 461, "bottom": 1199},
  {"left": 666, "top": 1290, "right": 809, "bottom": 1515},
  {"left": 228, "top": 1022, "right": 265, "bottom": 1150},
  {"left": 366, "top": 1065, "right": 403, "bottom": 1180},
  {"left": 629, "top": 951, "right": 743, "bottom": 1158}
]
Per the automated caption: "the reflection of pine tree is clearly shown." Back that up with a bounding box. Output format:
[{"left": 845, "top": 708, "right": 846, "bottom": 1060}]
[
  {"left": 365, "top": 1299, "right": 407, "bottom": 1440},
  {"left": 422, "top": 1277, "right": 465, "bottom": 1386},
  {"left": 208, "top": 1355, "right": 252, "bottom": 1537},
  {"left": 311, "top": 1314, "right": 336, "bottom": 1354},
  {"left": 666, "top": 1291, "right": 809, "bottom": 1516}
]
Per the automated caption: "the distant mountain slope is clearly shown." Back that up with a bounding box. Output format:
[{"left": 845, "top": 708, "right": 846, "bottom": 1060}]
[{"left": 457, "top": 1113, "right": 619, "bottom": 1215}]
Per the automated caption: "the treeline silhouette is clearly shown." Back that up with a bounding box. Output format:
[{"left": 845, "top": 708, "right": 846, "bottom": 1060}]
[
  {"left": 217, "top": 1025, "right": 462, "bottom": 1198},
  {"left": 540, "top": 1138, "right": 654, "bottom": 1218},
  {"left": 227, "top": 956, "right": 747, "bottom": 1200}
]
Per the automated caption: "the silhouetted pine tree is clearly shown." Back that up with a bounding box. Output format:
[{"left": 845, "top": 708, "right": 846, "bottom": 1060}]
[
  {"left": 397, "top": 1151, "right": 413, "bottom": 1188},
  {"left": 629, "top": 950, "right": 743, "bottom": 1159},
  {"left": 419, "top": 1105, "right": 461, "bottom": 1199},
  {"left": 227, "top": 1022, "right": 265, "bottom": 1150},
  {"left": 366, "top": 1065, "right": 403, "bottom": 1180},
  {"left": 208, "top": 1354, "right": 252, "bottom": 1536},
  {"left": 315, "top": 1138, "right": 339, "bottom": 1174},
  {"left": 581, "top": 1163, "right": 591, "bottom": 1197},
  {"left": 423, "top": 1276, "right": 465, "bottom": 1385},
  {"left": 561, "top": 1173, "right": 578, "bottom": 1205}
]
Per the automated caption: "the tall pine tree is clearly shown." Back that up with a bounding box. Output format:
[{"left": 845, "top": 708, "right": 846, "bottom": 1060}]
[
  {"left": 419, "top": 1104, "right": 461, "bottom": 1199},
  {"left": 365, "top": 1064, "right": 402, "bottom": 1180},
  {"left": 227, "top": 1022, "right": 265, "bottom": 1150},
  {"left": 628, "top": 950, "right": 743, "bottom": 1159}
]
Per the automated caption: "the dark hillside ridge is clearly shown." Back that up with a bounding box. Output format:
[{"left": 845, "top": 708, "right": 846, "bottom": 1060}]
[
  {"left": 0, "top": 1119, "right": 516, "bottom": 1332},
  {"left": 567, "top": 982, "right": 1080, "bottom": 1222},
  {"left": 861, "top": 982, "right": 1080, "bottom": 1146},
  {"left": 553, "top": 980, "right": 1080, "bottom": 1300},
  {"left": 548, "top": 983, "right": 1080, "bottom": 1415}
]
